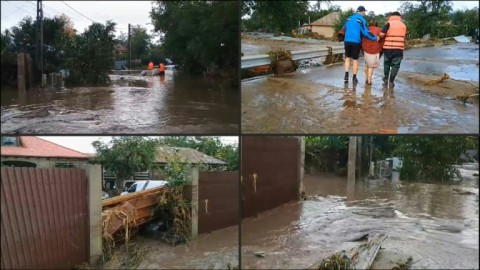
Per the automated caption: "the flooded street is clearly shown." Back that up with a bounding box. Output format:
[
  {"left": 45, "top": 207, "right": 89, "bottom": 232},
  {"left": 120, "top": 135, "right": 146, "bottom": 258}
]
[
  {"left": 1, "top": 71, "right": 239, "bottom": 134},
  {"left": 241, "top": 42, "right": 479, "bottom": 134},
  {"left": 107, "top": 225, "right": 238, "bottom": 269},
  {"left": 241, "top": 164, "right": 479, "bottom": 269}
]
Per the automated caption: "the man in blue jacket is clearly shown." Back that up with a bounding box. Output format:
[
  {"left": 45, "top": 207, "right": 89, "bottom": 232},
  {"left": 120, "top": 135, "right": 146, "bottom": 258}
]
[{"left": 342, "top": 6, "right": 379, "bottom": 84}]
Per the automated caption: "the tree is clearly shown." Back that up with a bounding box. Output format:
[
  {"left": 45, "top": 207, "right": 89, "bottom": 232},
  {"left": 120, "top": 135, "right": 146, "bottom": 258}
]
[
  {"left": 392, "top": 136, "right": 476, "bottom": 182},
  {"left": 150, "top": 1, "right": 238, "bottom": 75},
  {"left": 399, "top": 0, "right": 453, "bottom": 38},
  {"left": 130, "top": 25, "right": 152, "bottom": 62},
  {"left": 64, "top": 20, "right": 116, "bottom": 86},
  {"left": 242, "top": 1, "right": 310, "bottom": 33},
  {"left": 91, "top": 137, "right": 159, "bottom": 192},
  {"left": 333, "top": 8, "right": 355, "bottom": 32},
  {"left": 4, "top": 15, "right": 73, "bottom": 83}
]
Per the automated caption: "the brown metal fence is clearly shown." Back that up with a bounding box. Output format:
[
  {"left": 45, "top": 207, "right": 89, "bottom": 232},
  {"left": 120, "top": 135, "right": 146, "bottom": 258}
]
[
  {"left": 1, "top": 167, "right": 89, "bottom": 269},
  {"left": 241, "top": 136, "right": 301, "bottom": 218},
  {"left": 198, "top": 171, "right": 239, "bottom": 234}
]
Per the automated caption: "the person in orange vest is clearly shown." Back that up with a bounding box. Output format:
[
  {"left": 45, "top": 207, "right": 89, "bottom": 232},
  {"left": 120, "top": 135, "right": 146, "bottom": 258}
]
[
  {"left": 379, "top": 11, "right": 407, "bottom": 88},
  {"left": 158, "top": 62, "right": 165, "bottom": 76},
  {"left": 147, "top": 61, "right": 154, "bottom": 70}
]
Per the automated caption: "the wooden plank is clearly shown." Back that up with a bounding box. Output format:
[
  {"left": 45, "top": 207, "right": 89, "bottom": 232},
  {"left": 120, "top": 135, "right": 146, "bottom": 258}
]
[
  {"left": 102, "top": 186, "right": 165, "bottom": 208},
  {"left": 309, "top": 234, "right": 387, "bottom": 270}
]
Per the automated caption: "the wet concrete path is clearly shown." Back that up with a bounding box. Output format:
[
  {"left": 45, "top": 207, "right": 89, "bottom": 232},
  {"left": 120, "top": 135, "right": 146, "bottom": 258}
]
[
  {"left": 1, "top": 72, "right": 239, "bottom": 134},
  {"left": 241, "top": 43, "right": 479, "bottom": 134},
  {"left": 241, "top": 164, "right": 479, "bottom": 269}
]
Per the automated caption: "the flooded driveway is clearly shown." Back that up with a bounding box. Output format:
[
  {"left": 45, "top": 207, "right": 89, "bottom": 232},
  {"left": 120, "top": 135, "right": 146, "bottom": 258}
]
[
  {"left": 1, "top": 72, "right": 239, "bottom": 134},
  {"left": 241, "top": 43, "right": 479, "bottom": 134},
  {"left": 241, "top": 164, "right": 479, "bottom": 269},
  {"left": 106, "top": 225, "right": 238, "bottom": 269}
]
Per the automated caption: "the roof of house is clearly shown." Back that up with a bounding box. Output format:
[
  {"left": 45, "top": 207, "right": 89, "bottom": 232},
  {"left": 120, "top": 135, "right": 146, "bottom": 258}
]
[
  {"left": 310, "top": 12, "right": 341, "bottom": 26},
  {"left": 1, "top": 136, "right": 92, "bottom": 159},
  {"left": 155, "top": 146, "right": 226, "bottom": 165}
]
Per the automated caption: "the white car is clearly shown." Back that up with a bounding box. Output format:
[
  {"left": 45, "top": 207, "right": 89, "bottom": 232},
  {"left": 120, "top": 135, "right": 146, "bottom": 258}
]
[
  {"left": 120, "top": 180, "right": 168, "bottom": 196},
  {"left": 102, "top": 191, "right": 110, "bottom": 200}
]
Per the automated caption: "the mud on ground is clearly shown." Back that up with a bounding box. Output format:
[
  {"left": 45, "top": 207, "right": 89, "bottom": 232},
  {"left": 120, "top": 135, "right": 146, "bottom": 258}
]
[{"left": 400, "top": 71, "right": 479, "bottom": 101}]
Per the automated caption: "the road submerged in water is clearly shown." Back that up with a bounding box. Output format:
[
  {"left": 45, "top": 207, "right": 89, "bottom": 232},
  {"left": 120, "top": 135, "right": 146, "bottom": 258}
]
[
  {"left": 1, "top": 71, "right": 239, "bottom": 134},
  {"left": 241, "top": 39, "right": 479, "bottom": 134},
  {"left": 241, "top": 163, "right": 479, "bottom": 269}
]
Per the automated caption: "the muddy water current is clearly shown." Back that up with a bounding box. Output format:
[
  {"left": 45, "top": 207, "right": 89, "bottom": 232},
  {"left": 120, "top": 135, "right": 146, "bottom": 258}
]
[
  {"left": 1, "top": 72, "right": 239, "bottom": 134},
  {"left": 241, "top": 164, "right": 479, "bottom": 269},
  {"left": 241, "top": 43, "right": 479, "bottom": 134}
]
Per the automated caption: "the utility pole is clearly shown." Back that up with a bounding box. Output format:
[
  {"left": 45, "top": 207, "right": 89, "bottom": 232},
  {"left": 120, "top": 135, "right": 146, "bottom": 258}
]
[
  {"left": 36, "top": 0, "right": 44, "bottom": 85},
  {"left": 348, "top": 136, "right": 357, "bottom": 184},
  {"left": 128, "top": 23, "right": 131, "bottom": 70}
]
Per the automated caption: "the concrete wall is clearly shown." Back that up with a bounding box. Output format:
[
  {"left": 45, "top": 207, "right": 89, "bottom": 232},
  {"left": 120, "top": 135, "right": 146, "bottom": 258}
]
[
  {"left": 312, "top": 25, "right": 335, "bottom": 38},
  {"left": 83, "top": 164, "right": 102, "bottom": 264}
]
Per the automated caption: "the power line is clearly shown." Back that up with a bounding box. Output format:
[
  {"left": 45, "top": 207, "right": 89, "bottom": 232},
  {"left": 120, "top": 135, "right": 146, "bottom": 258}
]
[
  {"left": 1, "top": 6, "right": 23, "bottom": 20},
  {"left": 61, "top": 1, "right": 95, "bottom": 23},
  {"left": 4, "top": 1, "right": 36, "bottom": 17}
]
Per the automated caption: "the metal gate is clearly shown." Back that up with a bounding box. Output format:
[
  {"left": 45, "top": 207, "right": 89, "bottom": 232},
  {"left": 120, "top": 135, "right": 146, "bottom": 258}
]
[
  {"left": 241, "top": 136, "right": 301, "bottom": 218},
  {"left": 1, "top": 167, "right": 89, "bottom": 269},
  {"left": 198, "top": 171, "right": 239, "bottom": 233}
]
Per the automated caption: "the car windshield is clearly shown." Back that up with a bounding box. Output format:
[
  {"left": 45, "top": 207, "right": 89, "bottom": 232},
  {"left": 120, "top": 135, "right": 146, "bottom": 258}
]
[{"left": 127, "top": 183, "right": 137, "bottom": 193}]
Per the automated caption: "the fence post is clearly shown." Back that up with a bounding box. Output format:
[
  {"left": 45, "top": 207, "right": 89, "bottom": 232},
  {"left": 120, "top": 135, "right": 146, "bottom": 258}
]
[
  {"left": 189, "top": 167, "right": 199, "bottom": 239},
  {"left": 86, "top": 164, "right": 102, "bottom": 264},
  {"left": 297, "top": 137, "right": 305, "bottom": 199}
]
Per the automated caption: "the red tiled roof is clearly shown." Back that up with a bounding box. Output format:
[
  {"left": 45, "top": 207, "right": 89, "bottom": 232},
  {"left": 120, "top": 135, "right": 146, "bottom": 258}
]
[{"left": 1, "top": 136, "right": 92, "bottom": 159}]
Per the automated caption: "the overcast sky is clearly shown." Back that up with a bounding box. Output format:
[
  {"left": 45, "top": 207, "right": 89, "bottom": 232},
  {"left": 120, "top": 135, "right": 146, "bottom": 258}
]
[
  {"left": 38, "top": 136, "right": 239, "bottom": 154},
  {"left": 2, "top": 1, "right": 477, "bottom": 35},
  {"left": 1, "top": 1, "right": 157, "bottom": 39}
]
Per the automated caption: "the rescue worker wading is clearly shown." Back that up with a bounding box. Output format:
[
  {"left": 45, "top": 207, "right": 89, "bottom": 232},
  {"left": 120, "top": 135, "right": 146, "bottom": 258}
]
[
  {"left": 159, "top": 62, "right": 165, "bottom": 76},
  {"left": 379, "top": 11, "right": 407, "bottom": 88},
  {"left": 147, "top": 61, "right": 154, "bottom": 70}
]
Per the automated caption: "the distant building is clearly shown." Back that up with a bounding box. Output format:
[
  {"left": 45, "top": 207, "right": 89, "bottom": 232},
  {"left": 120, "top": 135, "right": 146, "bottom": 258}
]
[
  {"left": 1, "top": 136, "right": 92, "bottom": 168},
  {"left": 300, "top": 12, "right": 341, "bottom": 38}
]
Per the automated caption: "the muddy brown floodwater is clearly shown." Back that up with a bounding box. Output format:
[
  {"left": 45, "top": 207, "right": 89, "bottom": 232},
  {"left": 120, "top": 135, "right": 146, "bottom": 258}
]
[
  {"left": 241, "top": 42, "right": 479, "bottom": 134},
  {"left": 105, "top": 225, "right": 238, "bottom": 269},
  {"left": 1, "top": 71, "right": 239, "bottom": 134},
  {"left": 241, "top": 164, "right": 479, "bottom": 269}
]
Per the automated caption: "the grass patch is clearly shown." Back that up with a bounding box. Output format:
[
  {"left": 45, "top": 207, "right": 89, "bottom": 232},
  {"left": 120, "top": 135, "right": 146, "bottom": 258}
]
[{"left": 316, "top": 251, "right": 355, "bottom": 270}]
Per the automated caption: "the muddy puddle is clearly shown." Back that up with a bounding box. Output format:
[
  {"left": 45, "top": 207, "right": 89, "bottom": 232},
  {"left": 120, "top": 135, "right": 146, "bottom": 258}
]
[
  {"left": 105, "top": 224, "right": 238, "bottom": 269},
  {"left": 241, "top": 164, "right": 479, "bottom": 269},
  {"left": 242, "top": 43, "right": 479, "bottom": 134},
  {"left": 1, "top": 72, "right": 239, "bottom": 134}
]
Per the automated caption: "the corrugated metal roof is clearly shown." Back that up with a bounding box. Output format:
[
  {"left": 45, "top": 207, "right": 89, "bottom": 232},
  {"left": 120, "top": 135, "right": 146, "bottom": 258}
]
[
  {"left": 310, "top": 12, "right": 341, "bottom": 26},
  {"left": 1, "top": 136, "right": 92, "bottom": 159},
  {"left": 155, "top": 146, "right": 226, "bottom": 165}
]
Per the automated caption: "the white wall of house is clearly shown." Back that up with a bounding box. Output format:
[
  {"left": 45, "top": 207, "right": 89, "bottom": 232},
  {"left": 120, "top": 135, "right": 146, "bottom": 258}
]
[{"left": 311, "top": 25, "right": 335, "bottom": 38}]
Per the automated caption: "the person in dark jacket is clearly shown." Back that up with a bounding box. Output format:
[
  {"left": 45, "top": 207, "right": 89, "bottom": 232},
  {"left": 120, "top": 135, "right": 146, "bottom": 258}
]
[{"left": 342, "top": 5, "right": 379, "bottom": 84}]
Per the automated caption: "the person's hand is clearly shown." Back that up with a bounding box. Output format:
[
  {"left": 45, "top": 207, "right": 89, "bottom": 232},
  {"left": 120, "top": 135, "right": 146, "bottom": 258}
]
[{"left": 376, "top": 35, "right": 380, "bottom": 41}]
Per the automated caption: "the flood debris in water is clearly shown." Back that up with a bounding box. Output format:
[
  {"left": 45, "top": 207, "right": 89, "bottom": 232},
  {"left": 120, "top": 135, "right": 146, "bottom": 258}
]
[
  {"left": 391, "top": 256, "right": 413, "bottom": 270},
  {"left": 311, "top": 234, "right": 388, "bottom": 270}
]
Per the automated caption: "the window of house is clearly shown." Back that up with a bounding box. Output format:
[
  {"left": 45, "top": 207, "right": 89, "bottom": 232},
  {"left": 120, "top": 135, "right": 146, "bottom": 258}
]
[
  {"left": 1, "top": 137, "right": 19, "bottom": 146},
  {"left": 1, "top": 161, "right": 37, "bottom": 167},
  {"left": 55, "top": 162, "right": 75, "bottom": 168}
]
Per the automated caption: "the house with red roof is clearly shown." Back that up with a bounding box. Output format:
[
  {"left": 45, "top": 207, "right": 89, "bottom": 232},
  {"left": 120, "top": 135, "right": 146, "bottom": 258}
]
[{"left": 1, "top": 136, "right": 92, "bottom": 168}]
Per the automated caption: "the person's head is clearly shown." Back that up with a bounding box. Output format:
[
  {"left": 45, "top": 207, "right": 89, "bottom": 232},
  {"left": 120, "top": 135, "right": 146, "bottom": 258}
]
[
  {"left": 357, "top": 6, "right": 367, "bottom": 16},
  {"left": 368, "top": 20, "right": 378, "bottom": 27},
  {"left": 390, "top": 11, "right": 401, "bottom": 17}
]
